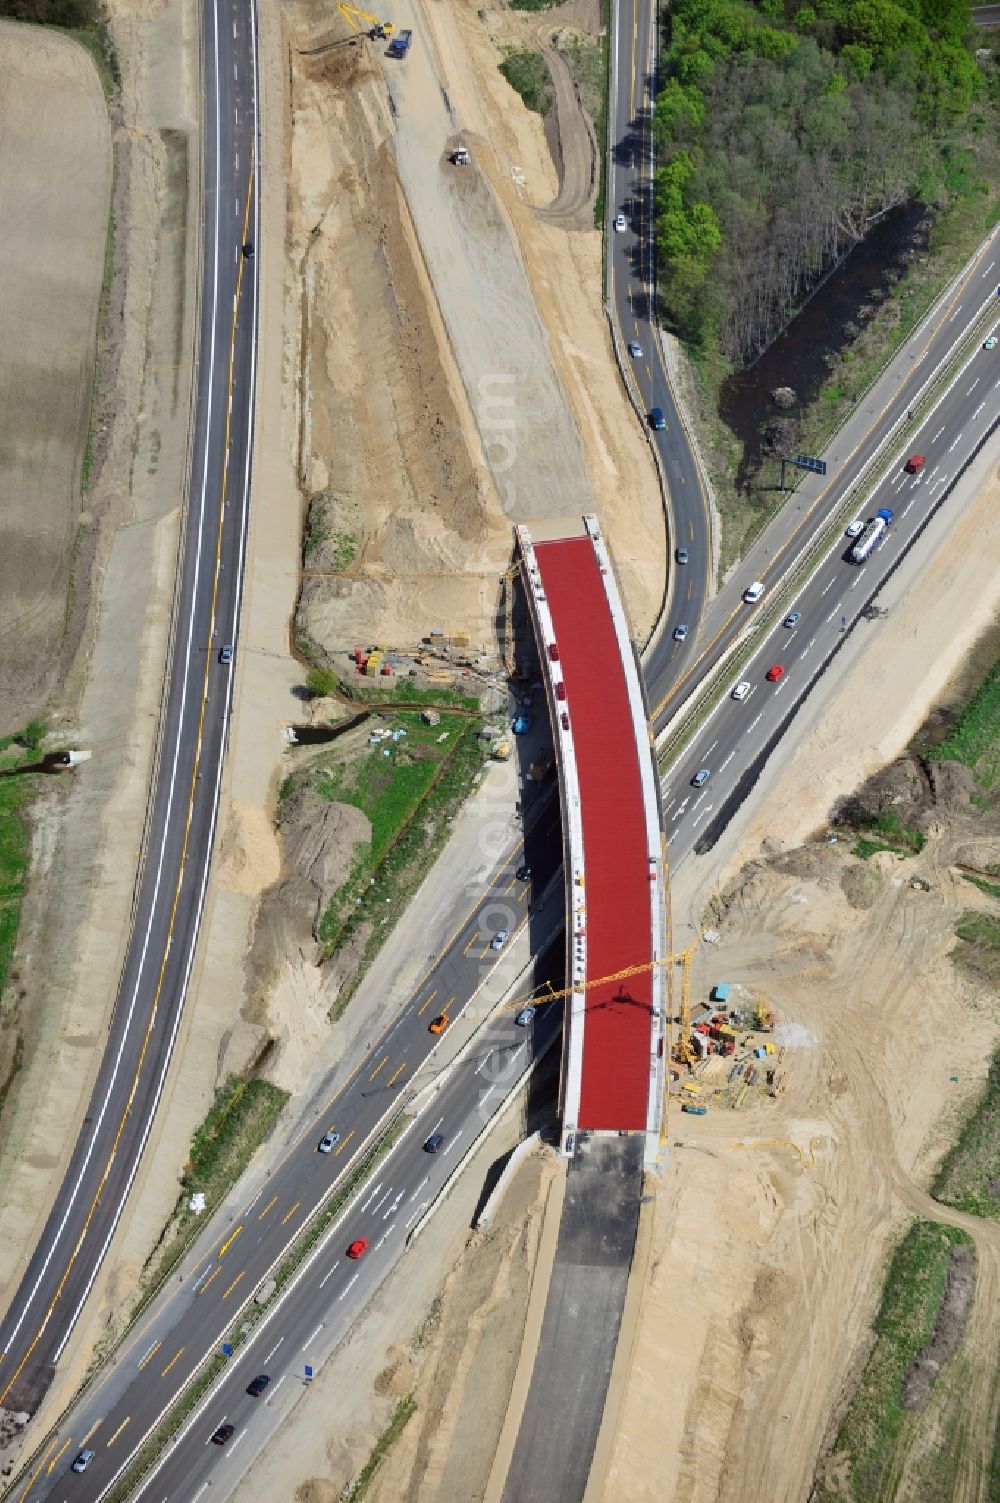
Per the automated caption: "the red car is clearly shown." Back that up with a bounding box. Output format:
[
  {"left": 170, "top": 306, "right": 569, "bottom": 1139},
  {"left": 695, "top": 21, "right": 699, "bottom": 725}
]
[
  {"left": 765, "top": 664, "right": 785, "bottom": 683},
  {"left": 347, "top": 1237, "right": 369, "bottom": 1259},
  {"left": 905, "top": 454, "right": 925, "bottom": 473}
]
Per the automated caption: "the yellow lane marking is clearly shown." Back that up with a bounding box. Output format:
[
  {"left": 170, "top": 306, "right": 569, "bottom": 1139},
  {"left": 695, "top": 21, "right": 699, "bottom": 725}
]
[
  {"left": 218, "top": 1225, "right": 243, "bottom": 1258},
  {"left": 388, "top": 1063, "right": 406, "bottom": 1088},
  {"left": 137, "top": 1339, "right": 162, "bottom": 1371},
  {"left": 107, "top": 1417, "right": 130, "bottom": 1447},
  {"left": 416, "top": 988, "right": 437, "bottom": 1017},
  {"left": 81, "top": 1418, "right": 103, "bottom": 1446},
  {"left": 161, "top": 1347, "right": 185, "bottom": 1378},
  {"left": 334, "top": 1129, "right": 355, "bottom": 1157},
  {"left": 518, "top": 886, "right": 529, "bottom": 903},
  {"left": 368, "top": 1056, "right": 387, "bottom": 1083},
  {"left": 16, "top": 1438, "right": 58, "bottom": 1500},
  {"left": 0, "top": 159, "right": 260, "bottom": 1413},
  {"left": 258, "top": 1194, "right": 278, "bottom": 1220},
  {"left": 462, "top": 931, "right": 479, "bottom": 956},
  {"left": 47, "top": 1438, "right": 72, "bottom": 1474},
  {"left": 199, "top": 1266, "right": 223, "bottom": 1296},
  {"left": 222, "top": 1271, "right": 246, "bottom": 1299},
  {"left": 281, "top": 1201, "right": 301, "bottom": 1226},
  {"left": 502, "top": 876, "right": 516, "bottom": 896}
]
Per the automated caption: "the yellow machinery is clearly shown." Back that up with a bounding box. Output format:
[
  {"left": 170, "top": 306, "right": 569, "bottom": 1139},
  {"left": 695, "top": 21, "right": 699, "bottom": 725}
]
[
  {"left": 672, "top": 941, "right": 699, "bottom": 1066},
  {"left": 337, "top": 2, "right": 393, "bottom": 38},
  {"left": 499, "top": 561, "right": 521, "bottom": 678}
]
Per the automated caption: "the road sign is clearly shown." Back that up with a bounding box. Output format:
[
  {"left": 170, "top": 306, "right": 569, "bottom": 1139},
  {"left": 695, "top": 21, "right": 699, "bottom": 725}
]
[
  {"left": 222, "top": 1343, "right": 233, "bottom": 1357},
  {"left": 794, "top": 453, "right": 827, "bottom": 476},
  {"left": 304, "top": 1364, "right": 314, "bottom": 1382}
]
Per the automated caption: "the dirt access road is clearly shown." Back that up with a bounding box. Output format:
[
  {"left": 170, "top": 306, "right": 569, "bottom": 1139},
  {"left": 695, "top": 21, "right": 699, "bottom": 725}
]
[{"left": 0, "top": 22, "right": 111, "bottom": 735}]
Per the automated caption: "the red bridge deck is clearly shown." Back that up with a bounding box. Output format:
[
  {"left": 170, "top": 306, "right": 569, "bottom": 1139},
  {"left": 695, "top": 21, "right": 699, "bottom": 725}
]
[{"left": 534, "top": 536, "right": 652, "bottom": 1131}]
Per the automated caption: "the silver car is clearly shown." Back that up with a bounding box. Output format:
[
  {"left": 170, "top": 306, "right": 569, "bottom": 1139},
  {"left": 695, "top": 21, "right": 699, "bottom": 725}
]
[
  {"left": 318, "top": 1131, "right": 340, "bottom": 1154},
  {"left": 491, "top": 929, "right": 510, "bottom": 951},
  {"left": 691, "top": 768, "right": 711, "bottom": 788}
]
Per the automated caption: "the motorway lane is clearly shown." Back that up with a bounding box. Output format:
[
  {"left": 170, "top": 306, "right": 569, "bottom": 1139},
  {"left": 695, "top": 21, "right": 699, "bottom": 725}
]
[
  {"left": 17, "top": 811, "right": 564, "bottom": 1500},
  {"left": 661, "top": 331, "right": 1000, "bottom": 865},
  {"left": 0, "top": 0, "right": 260, "bottom": 1421},
  {"left": 646, "top": 235, "right": 1000, "bottom": 731},
  {"left": 140, "top": 997, "right": 563, "bottom": 1503},
  {"left": 606, "top": 0, "right": 712, "bottom": 687}
]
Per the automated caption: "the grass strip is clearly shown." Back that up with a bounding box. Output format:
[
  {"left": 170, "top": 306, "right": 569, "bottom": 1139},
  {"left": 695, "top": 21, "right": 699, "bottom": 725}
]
[
  {"left": 934, "top": 1045, "right": 1000, "bottom": 1222},
  {"left": 135, "top": 1078, "right": 289, "bottom": 1315},
  {"left": 811, "top": 1220, "right": 974, "bottom": 1503},
  {"left": 950, "top": 910, "right": 1000, "bottom": 990},
  {"left": 961, "top": 873, "right": 1000, "bottom": 902},
  {"left": 928, "top": 656, "right": 1000, "bottom": 794},
  {"left": 347, "top": 1395, "right": 417, "bottom": 1501}
]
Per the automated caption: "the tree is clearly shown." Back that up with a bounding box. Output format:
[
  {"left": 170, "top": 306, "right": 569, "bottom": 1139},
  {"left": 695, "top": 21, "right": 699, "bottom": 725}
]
[
  {"left": 19, "top": 720, "right": 47, "bottom": 752},
  {"left": 305, "top": 666, "right": 337, "bottom": 699}
]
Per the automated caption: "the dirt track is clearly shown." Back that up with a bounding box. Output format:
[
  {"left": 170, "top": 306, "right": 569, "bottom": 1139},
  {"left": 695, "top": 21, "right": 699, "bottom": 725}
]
[{"left": 0, "top": 22, "right": 111, "bottom": 734}]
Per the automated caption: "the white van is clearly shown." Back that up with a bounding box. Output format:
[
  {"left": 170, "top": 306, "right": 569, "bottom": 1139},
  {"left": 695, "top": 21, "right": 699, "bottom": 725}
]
[{"left": 743, "top": 581, "right": 765, "bottom": 603}]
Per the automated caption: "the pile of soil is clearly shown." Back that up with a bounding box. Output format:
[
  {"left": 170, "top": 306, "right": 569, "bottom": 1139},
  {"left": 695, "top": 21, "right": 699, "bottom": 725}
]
[{"left": 834, "top": 753, "right": 982, "bottom": 834}]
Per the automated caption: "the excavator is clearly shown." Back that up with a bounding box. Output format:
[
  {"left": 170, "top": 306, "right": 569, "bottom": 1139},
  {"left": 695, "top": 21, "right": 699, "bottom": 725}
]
[{"left": 337, "top": 1, "right": 393, "bottom": 39}]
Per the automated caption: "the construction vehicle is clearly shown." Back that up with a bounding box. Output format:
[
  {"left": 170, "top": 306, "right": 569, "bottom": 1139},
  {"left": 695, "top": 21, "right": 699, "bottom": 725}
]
[
  {"left": 682, "top": 1103, "right": 708, "bottom": 1116},
  {"left": 492, "top": 738, "right": 512, "bottom": 761},
  {"left": 450, "top": 146, "right": 471, "bottom": 166},
  {"left": 337, "top": 2, "right": 393, "bottom": 37},
  {"left": 387, "top": 27, "right": 412, "bottom": 56}
]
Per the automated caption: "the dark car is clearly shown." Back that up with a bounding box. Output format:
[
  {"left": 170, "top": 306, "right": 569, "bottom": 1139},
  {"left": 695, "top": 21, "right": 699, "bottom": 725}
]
[
  {"left": 515, "top": 864, "right": 532, "bottom": 881},
  {"left": 423, "top": 1132, "right": 445, "bottom": 1153},
  {"left": 211, "top": 1424, "right": 235, "bottom": 1446},
  {"left": 241, "top": 241, "right": 254, "bottom": 259},
  {"left": 247, "top": 1374, "right": 270, "bottom": 1398},
  {"left": 649, "top": 407, "right": 666, "bottom": 430}
]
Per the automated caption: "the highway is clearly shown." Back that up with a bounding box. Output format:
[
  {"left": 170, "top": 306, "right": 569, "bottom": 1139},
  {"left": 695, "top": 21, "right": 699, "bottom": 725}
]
[
  {"left": 606, "top": 0, "right": 713, "bottom": 686},
  {"left": 661, "top": 327, "right": 1000, "bottom": 865},
  {"left": 14, "top": 848, "right": 565, "bottom": 1502},
  {"left": 0, "top": 0, "right": 260, "bottom": 1426}
]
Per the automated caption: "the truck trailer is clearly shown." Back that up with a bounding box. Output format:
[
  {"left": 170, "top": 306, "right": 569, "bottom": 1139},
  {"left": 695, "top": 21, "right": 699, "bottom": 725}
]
[{"left": 849, "top": 507, "right": 893, "bottom": 563}]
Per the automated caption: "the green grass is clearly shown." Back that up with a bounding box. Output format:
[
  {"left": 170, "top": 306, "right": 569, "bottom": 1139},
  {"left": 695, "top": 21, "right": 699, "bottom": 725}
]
[
  {"left": 315, "top": 717, "right": 487, "bottom": 1012},
  {"left": 347, "top": 1396, "right": 417, "bottom": 1501},
  {"left": 0, "top": 732, "right": 43, "bottom": 1109},
  {"left": 844, "top": 811, "right": 926, "bottom": 861},
  {"left": 812, "top": 1221, "right": 974, "bottom": 1503},
  {"left": 344, "top": 680, "right": 481, "bottom": 712},
  {"left": 499, "top": 49, "right": 553, "bottom": 117},
  {"left": 950, "top": 909, "right": 1000, "bottom": 990},
  {"left": 962, "top": 873, "right": 1000, "bottom": 902},
  {"left": 928, "top": 657, "right": 1000, "bottom": 794},
  {"left": 934, "top": 1045, "right": 1000, "bottom": 1222},
  {"left": 138, "top": 1076, "right": 288, "bottom": 1303}
]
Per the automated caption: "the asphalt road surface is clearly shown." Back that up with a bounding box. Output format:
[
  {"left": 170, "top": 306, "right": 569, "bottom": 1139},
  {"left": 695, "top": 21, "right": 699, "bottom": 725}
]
[
  {"left": 972, "top": 4, "right": 1000, "bottom": 25},
  {"left": 17, "top": 868, "right": 566, "bottom": 1502},
  {"left": 645, "top": 235, "right": 1000, "bottom": 732},
  {"left": 606, "top": 0, "right": 712, "bottom": 688},
  {"left": 0, "top": 0, "right": 260, "bottom": 1423},
  {"left": 662, "top": 332, "right": 1000, "bottom": 866}
]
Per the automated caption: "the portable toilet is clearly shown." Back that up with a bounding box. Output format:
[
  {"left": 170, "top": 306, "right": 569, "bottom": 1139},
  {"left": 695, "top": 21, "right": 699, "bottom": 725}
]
[{"left": 711, "top": 983, "right": 731, "bottom": 1004}]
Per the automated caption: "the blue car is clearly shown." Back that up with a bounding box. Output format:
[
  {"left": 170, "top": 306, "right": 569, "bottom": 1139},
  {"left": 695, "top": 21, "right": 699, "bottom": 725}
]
[
  {"left": 649, "top": 407, "right": 666, "bottom": 431},
  {"left": 512, "top": 713, "right": 533, "bottom": 735}
]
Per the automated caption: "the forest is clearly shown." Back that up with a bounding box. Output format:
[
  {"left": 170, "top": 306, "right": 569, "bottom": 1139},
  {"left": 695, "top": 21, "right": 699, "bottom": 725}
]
[{"left": 653, "top": 0, "right": 996, "bottom": 365}]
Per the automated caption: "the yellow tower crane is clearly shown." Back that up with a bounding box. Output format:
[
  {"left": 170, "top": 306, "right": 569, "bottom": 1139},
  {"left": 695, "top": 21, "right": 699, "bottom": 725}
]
[{"left": 337, "top": 2, "right": 394, "bottom": 38}]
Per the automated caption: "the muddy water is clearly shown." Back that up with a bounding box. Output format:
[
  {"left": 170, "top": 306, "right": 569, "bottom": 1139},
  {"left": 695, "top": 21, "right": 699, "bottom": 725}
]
[{"left": 720, "top": 203, "right": 931, "bottom": 488}]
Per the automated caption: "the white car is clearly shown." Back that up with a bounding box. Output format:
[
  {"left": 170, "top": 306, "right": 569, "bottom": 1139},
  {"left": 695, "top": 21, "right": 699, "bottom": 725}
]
[
  {"left": 731, "top": 681, "right": 751, "bottom": 701},
  {"left": 845, "top": 519, "right": 864, "bottom": 537},
  {"left": 614, "top": 212, "right": 627, "bottom": 232},
  {"left": 491, "top": 929, "right": 510, "bottom": 951}
]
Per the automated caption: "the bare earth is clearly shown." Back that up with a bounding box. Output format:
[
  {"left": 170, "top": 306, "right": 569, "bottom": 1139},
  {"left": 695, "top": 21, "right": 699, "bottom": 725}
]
[{"left": 0, "top": 22, "right": 111, "bottom": 733}]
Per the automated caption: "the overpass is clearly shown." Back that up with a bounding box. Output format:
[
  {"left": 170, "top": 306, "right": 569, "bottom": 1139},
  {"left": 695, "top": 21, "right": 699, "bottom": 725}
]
[{"left": 516, "top": 517, "right": 666, "bottom": 1158}]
